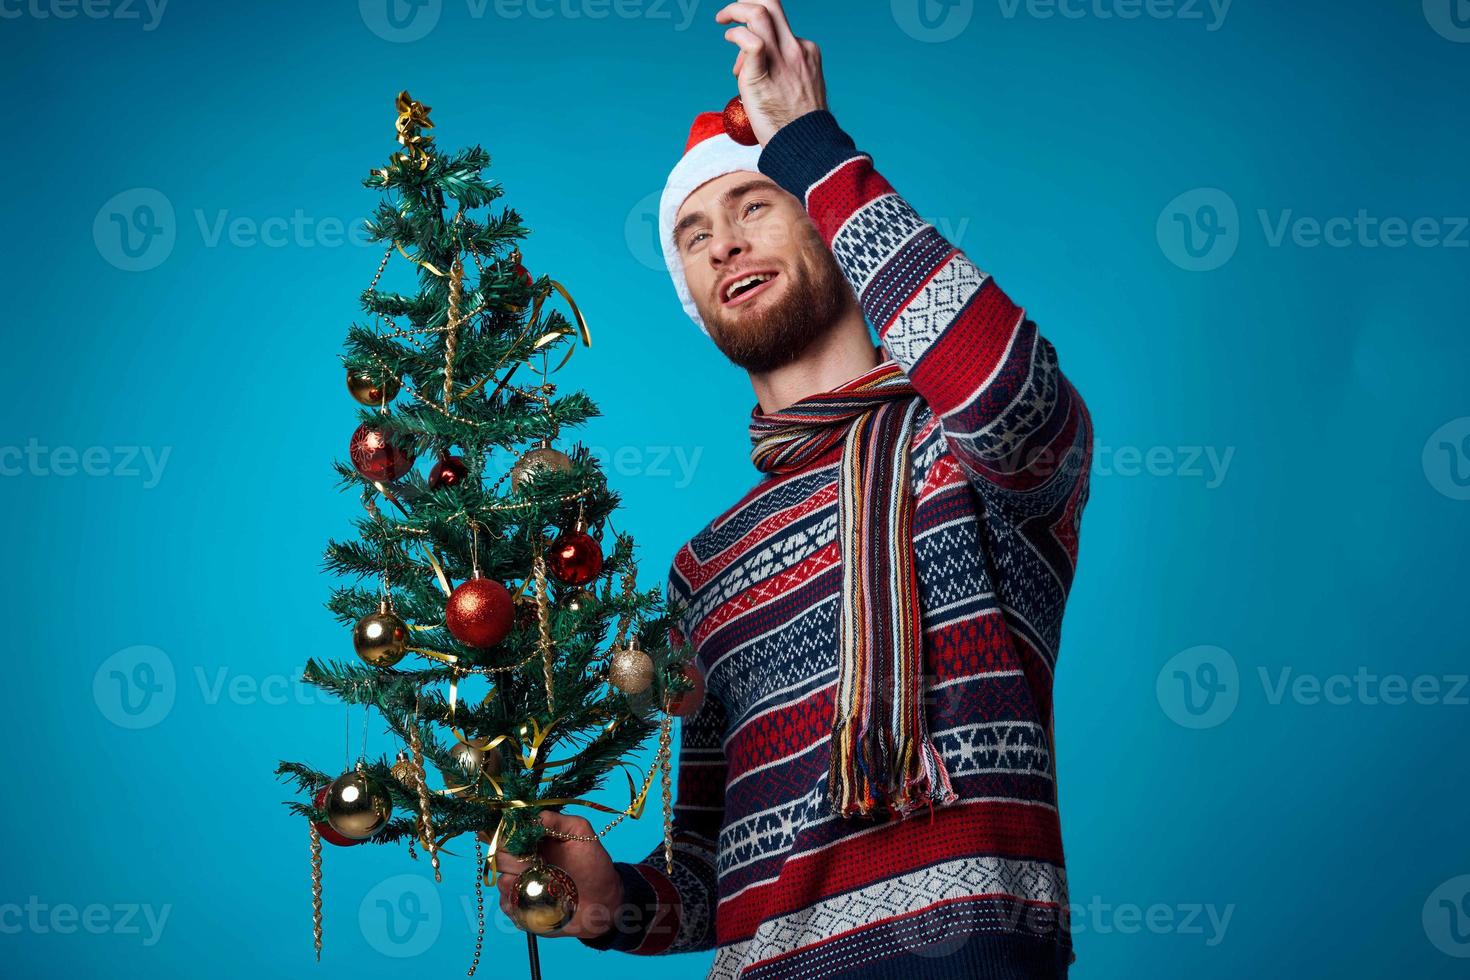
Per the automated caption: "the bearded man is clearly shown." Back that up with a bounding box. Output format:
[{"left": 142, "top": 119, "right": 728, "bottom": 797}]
[{"left": 492, "top": 3, "right": 1093, "bottom": 977}]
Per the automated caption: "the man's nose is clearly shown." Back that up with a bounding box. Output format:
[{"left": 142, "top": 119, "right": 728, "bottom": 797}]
[{"left": 708, "top": 222, "right": 751, "bottom": 264}]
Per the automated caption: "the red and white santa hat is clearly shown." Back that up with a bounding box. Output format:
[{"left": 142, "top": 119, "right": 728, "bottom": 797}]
[{"left": 659, "top": 112, "right": 764, "bottom": 336}]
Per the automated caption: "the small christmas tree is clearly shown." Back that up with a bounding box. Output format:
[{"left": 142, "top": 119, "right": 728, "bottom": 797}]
[{"left": 275, "top": 92, "right": 698, "bottom": 975}]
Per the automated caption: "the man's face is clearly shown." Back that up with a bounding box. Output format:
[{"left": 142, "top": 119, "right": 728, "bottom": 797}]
[{"left": 673, "top": 171, "right": 855, "bottom": 374}]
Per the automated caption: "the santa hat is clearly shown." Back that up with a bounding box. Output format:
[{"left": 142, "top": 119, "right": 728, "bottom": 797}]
[{"left": 659, "top": 112, "right": 763, "bottom": 336}]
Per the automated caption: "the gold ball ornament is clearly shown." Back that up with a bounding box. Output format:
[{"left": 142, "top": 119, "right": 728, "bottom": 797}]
[
  {"left": 390, "top": 750, "right": 416, "bottom": 787},
  {"left": 352, "top": 600, "right": 409, "bottom": 668},
  {"left": 444, "top": 739, "right": 503, "bottom": 797},
  {"left": 510, "top": 438, "right": 573, "bottom": 492},
  {"left": 564, "top": 588, "right": 596, "bottom": 614},
  {"left": 510, "top": 861, "right": 579, "bottom": 936},
  {"left": 324, "top": 766, "right": 393, "bottom": 840},
  {"left": 347, "top": 367, "right": 401, "bottom": 407},
  {"left": 608, "top": 635, "right": 654, "bottom": 695},
  {"left": 450, "top": 740, "right": 488, "bottom": 773}
]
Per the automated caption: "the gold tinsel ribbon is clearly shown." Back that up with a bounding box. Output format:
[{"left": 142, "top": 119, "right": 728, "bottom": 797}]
[{"left": 373, "top": 90, "right": 436, "bottom": 179}]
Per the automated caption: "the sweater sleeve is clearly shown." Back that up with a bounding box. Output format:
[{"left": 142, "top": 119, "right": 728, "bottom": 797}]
[
  {"left": 578, "top": 567, "right": 726, "bottom": 956},
  {"left": 757, "top": 110, "right": 1093, "bottom": 576}
]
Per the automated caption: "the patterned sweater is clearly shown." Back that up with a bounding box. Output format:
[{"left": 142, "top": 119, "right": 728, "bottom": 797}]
[{"left": 581, "top": 109, "right": 1093, "bottom": 978}]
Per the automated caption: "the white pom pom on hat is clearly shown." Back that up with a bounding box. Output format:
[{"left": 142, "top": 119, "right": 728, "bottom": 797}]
[{"left": 658, "top": 112, "right": 764, "bottom": 336}]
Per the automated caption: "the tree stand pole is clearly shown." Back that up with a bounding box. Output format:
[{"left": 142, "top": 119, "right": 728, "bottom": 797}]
[{"left": 526, "top": 933, "right": 543, "bottom": 979}]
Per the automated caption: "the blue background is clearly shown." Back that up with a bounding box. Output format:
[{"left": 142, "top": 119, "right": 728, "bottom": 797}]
[{"left": 3, "top": 0, "right": 1468, "bottom": 977}]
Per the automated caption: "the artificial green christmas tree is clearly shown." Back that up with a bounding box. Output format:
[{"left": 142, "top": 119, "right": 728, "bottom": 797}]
[{"left": 275, "top": 91, "right": 698, "bottom": 976}]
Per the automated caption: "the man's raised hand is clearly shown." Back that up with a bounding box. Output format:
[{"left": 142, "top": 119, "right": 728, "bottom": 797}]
[{"left": 715, "top": 0, "right": 827, "bottom": 146}]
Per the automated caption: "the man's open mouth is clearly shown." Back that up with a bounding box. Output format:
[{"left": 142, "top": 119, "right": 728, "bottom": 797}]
[{"left": 721, "top": 271, "right": 780, "bottom": 306}]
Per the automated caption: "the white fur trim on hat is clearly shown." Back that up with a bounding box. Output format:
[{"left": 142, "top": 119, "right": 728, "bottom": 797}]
[{"left": 659, "top": 130, "right": 763, "bottom": 336}]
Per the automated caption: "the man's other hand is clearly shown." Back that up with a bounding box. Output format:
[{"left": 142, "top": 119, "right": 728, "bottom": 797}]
[{"left": 480, "top": 809, "right": 625, "bottom": 940}]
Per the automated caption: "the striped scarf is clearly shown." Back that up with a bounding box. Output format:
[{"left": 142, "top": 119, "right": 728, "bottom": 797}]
[{"left": 749, "top": 354, "right": 959, "bottom": 822}]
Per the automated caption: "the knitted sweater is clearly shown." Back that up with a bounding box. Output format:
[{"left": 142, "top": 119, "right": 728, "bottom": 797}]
[{"left": 581, "top": 109, "right": 1093, "bottom": 979}]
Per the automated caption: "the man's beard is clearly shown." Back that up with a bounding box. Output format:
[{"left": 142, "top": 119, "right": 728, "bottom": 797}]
[{"left": 695, "top": 241, "right": 856, "bottom": 375}]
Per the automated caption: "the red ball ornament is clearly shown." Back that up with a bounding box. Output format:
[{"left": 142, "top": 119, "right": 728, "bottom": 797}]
[
  {"left": 349, "top": 423, "right": 417, "bottom": 482},
  {"left": 514, "top": 263, "right": 533, "bottom": 288},
  {"left": 428, "top": 454, "right": 469, "bottom": 490},
  {"left": 313, "top": 786, "right": 364, "bottom": 847},
  {"left": 667, "top": 660, "right": 706, "bottom": 717},
  {"left": 723, "top": 95, "right": 758, "bottom": 146},
  {"left": 546, "top": 522, "right": 603, "bottom": 586},
  {"left": 446, "top": 574, "right": 515, "bottom": 648}
]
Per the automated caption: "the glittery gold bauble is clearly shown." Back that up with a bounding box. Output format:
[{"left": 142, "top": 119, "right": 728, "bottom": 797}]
[
  {"left": 324, "top": 767, "right": 393, "bottom": 840},
  {"left": 352, "top": 601, "right": 409, "bottom": 667},
  {"left": 510, "top": 439, "right": 573, "bottom": 492},
  {"left": 347, "top": 368, "right": 400, "bottom": 406},
  {"left": 608, "top": 636, "right": 654, "bottom": 695},
  {"left": 510, "top": 862, "right": 579, "bottom": 936},
  {"left": 390, "top": 750, "right": 416, "bottom": 786}
]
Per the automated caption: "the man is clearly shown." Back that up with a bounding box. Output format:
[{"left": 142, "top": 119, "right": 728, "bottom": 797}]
[{"left": 492, "top": 2, "right": 1093, "bottom": 976}]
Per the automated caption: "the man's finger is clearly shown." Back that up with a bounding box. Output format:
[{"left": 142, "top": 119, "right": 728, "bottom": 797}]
[
  {"left": 497, "top": 873, "right": 518, "bottom": 910},
  {"left": 742, "top": 0, "right": 800, "bottom": 51},
  {"left": 540, "top": 808, "right": 594, "bottom": 838},
  {"left": 723, "top": 26, "right": 769, "bottom": 79},
  {"left": 495, "top": 851, "right": 531, "bottom": 876},
  {"left": 715, "top": 2, "right": 783, "bottom": 54}
]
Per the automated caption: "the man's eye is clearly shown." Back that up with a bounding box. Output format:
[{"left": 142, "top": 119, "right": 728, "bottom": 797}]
[
  {"left": 743, "top": 201, "right": 768, "bottom": 217},
  {"left": 686, "top": 230, "right": 709, "bottom": 249}
]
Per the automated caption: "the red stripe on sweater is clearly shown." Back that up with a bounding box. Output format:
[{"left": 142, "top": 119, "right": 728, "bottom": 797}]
[
  {"left": 805, "top": 156, "right": 895, "bottom": 243},
  {"left": 692, "top": 538, "right": 841, "bottom": 653},
  {"left": 633, "top": 862, "right": 685, "bottom": 954},
  {"left": 717, "top": 799, "right": 1065, "bottom": 943},
  {"left": 678, "top": 481, "right": 840, "bottom": 594},
  {"left": 881, "top": 276, "right": 1028, "bottom": 417},
  {"left": 725, "top": 685, "right": 837, "bottom": 782}
]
